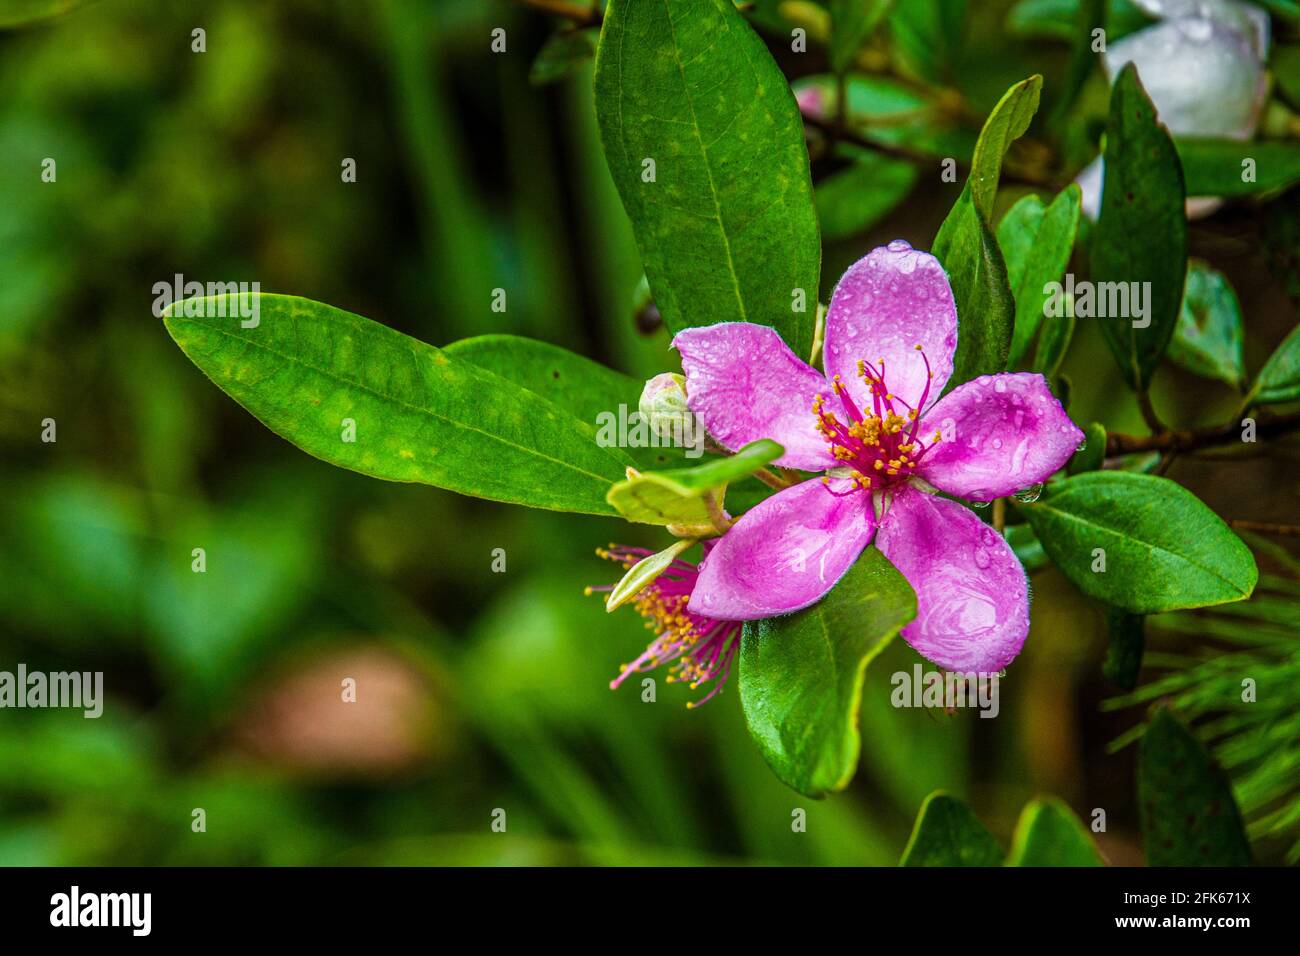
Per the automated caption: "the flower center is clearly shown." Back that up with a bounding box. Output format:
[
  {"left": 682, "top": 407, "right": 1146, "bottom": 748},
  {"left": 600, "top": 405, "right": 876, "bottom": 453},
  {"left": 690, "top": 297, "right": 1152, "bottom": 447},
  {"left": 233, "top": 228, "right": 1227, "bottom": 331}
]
[{"left": 812, "top": 344, "right": 941, "bottom": 493}]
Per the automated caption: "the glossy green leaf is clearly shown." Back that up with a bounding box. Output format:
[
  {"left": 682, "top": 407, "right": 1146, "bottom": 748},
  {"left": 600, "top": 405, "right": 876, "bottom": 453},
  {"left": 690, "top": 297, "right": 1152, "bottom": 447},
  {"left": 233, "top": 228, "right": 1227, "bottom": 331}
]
[
  {"left": 529, "top": 29, "right": 597, "bottom": 87},
  {"left": 815, "top": 148, "right": 917, "bottom": 242},
  {"left": 594, "top": 0, "right": 820, "bottom": 357},
  {"left": 164, "top": 294, "right": 634, "bottom": 516},
  {"left": 933, "top": 204, "right": 1016, "bottom": 389},
  {"left": 1091, "top": 64, "right": 1188, "bottom": 390},
  {"left": 1020, "top": 472, "right": 1257, "bottom": 613},
  {"left": 899, "top": 792, "right": 1004, "bottom": 866},
  {"left": 933, "top": 76, "right": 1041, "bottom": 388},
  {"left": 998, "top": 185, "right": 1081, "bottom": 368},
  {"left": 1102, "top": 607, "right": 1144, "bottom": 690},
  {"left": 1005, "top": 797, "right": 1103, "bottom": 866},
  {"left": 1177, "top": 139, "right": 1300, "bottom": 198},
  {"left": 1167, "top": 261, "right": 1245, "bottom": 389},
  {"left": 1249, "top": 321, "right": 1300, "bottom": 405},
  {"left": 739, "top": 547, "right": 916, "bottom": 797},
  {"left": 1139, "top": 709, "right": 1253, "bottom": 866},
  {"left": 606, "top": 439, "right": 783, "bottom": 526},
  {"left": 442, "top": 334, "right": 685, "bottom": 469},
  {"left": 604, "top": 538, "right": 696, "bottom": 611}
]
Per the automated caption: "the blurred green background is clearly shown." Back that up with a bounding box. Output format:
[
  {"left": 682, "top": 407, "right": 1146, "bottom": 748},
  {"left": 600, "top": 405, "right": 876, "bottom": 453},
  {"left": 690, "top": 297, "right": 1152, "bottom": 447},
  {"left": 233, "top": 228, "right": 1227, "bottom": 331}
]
[{"left": 0, "top": 0, "right": 1297, "bottom": 865}]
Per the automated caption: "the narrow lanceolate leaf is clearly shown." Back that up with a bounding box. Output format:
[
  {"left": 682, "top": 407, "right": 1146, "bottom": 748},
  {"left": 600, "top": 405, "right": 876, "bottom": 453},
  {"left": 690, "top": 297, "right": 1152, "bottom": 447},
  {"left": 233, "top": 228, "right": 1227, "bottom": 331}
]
[
  {"left": 164, "top": 294, "right": 635, "bottom": 516},
  {"left": 604, "top": 538, "right": 695, "bottom": 611},
  {"left": 1019, "top": 472, "right": 1257, "bottom": 613},
  {"left": 1005, "top": 797, "right": 1103, "bottom": 866},
  {"left": 998, "top": 185, "right": 1081, "bottom": 368},
  {"left": 933, "top": 76, "right": 1042, "bottom": 388},
  {"left": 1249, "top": 321, "right": 1300, "bottom": 405},
  {"left": 739, "top": 547, "right": 917, "bottom": 798},
  {"left": 900, "top": 792, "right": 1004, "bottom": 866},
  {"left": 594, "top": 0, "right": 821, "bottom": 358},
  {"left": 1139, "top": 709, "right": 1253, "bottom": 866},
  {"left": 1167, "top": 261, "right": 1245, "bottom": 390},
  {"left": 443, "top": 334, "right": 685, "bottom": 469},
  {"left": 607, "top": 439, "right": 783, "bottom": 526},
  {"left": 1177, "top": 139, "right": 1300, "bottom": 198},
  {"left": 828, "top": 0, "right": 891, "bottom": 74},
  {"left": 1091, "top": 64, "right": 1189, "bottom": 390}
]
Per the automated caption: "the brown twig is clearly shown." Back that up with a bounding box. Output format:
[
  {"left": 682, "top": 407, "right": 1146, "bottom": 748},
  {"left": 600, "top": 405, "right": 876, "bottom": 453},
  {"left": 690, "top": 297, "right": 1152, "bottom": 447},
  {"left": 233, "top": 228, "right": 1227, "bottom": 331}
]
[
  {"left": 1230, "top": 520, "right": 1300, "bottom": 537},
  {"left": 1106, "top": 411, "right": 1300, "bottom": 456}
]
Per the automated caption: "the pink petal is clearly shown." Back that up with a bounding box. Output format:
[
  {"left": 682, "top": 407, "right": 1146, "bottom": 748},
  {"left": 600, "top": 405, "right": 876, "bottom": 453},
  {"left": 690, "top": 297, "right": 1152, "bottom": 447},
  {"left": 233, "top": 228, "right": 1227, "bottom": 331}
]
[
  {"left": 824, "top": 241, "right": 957, "bottom": 414},
  {"left": 674, "top": 323, "right": 835, "bottom": 471},
  {"left": 875, "top": 487, "right": 1029, "bottom": 672},
  {"left": 687, "top": 477, "right": 875, "bottom": 620},
  {"left": 916, "top": 372, "right": 1083, "bottom": 501}
]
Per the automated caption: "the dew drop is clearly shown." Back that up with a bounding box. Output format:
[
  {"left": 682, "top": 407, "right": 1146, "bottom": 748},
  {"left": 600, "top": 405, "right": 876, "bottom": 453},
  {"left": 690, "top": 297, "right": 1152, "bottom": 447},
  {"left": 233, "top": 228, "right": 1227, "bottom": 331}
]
[
  {"left": 974, "top": 549, "right": 992, "bottom": 570},
  {"left": 969, "top": 499, "right": 990, "bottom": 509},
  {"left": 1013, "top": 483, "right": 1044, "bottom": 504},
  {"left": 994, "top": 378, "right": 1007, "bottom": 393},
  {"left": 1075, "top": 438, "right": 1088, "bottom": 453}
]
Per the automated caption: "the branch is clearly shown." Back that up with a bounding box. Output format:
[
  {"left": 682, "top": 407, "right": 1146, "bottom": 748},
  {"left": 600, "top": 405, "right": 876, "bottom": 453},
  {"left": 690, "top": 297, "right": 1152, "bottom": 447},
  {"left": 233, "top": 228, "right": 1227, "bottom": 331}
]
[
  {"left": 1106, "top": 411, "right": 1300, "bottom": 456},
  {"left": 1230, "top": 520, "right": 1300, "bottom": 537},
  {"left": 515, "top": 0, "right": 601, "bottom": 27}
]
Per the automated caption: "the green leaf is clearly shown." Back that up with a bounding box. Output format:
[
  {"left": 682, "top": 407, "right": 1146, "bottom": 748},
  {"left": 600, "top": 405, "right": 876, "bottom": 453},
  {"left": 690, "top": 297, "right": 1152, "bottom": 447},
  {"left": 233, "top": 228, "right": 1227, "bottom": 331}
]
[
  {"left": 163, "top": 294, "right": 634, "bottom": 516},
  {"left": 1005, "top": 797, "right": 1103, "bottom": 866},
  {"left": 933, "top": 201, "right": 1016, "bottom": 388},
  {"left": 887, "top": 0, "right": 967, "bottom": 83},
  {"left": 1091, "top": 64, "right": 1189, "bottom": 390},
  {"left": 1047, "top": 0, "right": 1104, "bottom": 127},
  {"left": 1004, "top": 522, "right": 1049, "bottom": 573},
  {"left": 933, "top": 76, "right": 1041, "bottom": 387},
  {"left": 0, "top": 0, "right": 88, "bottom": 28},
  {"left": 1167, "top": 261, "right": 1245, "bottom": 390},
  {"left": 829, "top": 0, "right": 892, "bottom": 74},
  {"left": 739, "top": 547, "right": 916, "bottom": 797},
  {"left": 1250, "top": 321, "right": 1300, "bottom": 405},
  {"left": 899, "top": 792, "right": 1004, "bottom": 866},
  {"left": 998, "top": 185, "right": 1081, "bottom": 368},
  {"left": 603, "top": 538, "right": 696, "bottom": 611},
  {"left": 966, "top": 76, "right": 1043, "bottom": 222},
  {"left": 606, "top": 439, "right": 784, "bottom": 526},
  {"left": 1033, "top": 308, "right": 1075, "bottom": 378},
  {"left": 815, "top": 148, "right": 917, "bottom": 242},
  {"left": 1006, "top": 0, "right": 1152, "bottom": 43},
  {"left": 1102, "top": 607, "right": 1144, "bottom": 690},
  {"left": 529, "top": 29, "right": 597, "bottom": 87},
  {"left": 1177, "top": 139, "right": 1300, "bottom": 198},
  {"left": 1068, "top": 421, "right": 1105, "bottom": 474},
  {"left": 442, "top": 334, "right": 686, "bottom": 469},
  {"left": 1019, "top": 472, "right": 1258, "bottom": 613},
  {"left": 594, "top": 0, "right": 821, "bottom": 358},
  {"left": 1139, "top": 708, "right": 1253, "bottom": 866}
]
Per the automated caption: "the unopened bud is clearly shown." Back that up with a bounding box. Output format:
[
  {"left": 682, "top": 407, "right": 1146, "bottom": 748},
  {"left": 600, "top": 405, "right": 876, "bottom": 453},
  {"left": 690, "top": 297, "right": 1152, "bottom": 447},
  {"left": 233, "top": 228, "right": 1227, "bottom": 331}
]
[{"left": 639, "top": 373, "right": 692, "bottom": 440}]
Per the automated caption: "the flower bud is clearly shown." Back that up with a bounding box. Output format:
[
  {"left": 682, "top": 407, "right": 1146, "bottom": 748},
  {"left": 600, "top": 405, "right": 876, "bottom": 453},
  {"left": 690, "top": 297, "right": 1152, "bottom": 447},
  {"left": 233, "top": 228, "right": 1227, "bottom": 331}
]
[{"left": 639, "top": 372, "right": 693, "bottom": 441}]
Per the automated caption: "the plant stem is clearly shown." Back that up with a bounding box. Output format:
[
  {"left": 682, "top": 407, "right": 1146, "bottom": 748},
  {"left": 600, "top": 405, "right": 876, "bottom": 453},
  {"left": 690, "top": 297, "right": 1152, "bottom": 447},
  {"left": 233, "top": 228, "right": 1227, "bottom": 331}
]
[
  {"left": 1230, "top": 520, "right": 1300, "bottom": 537},
  {"left": 1106, "top": 411, "right": 1300, "bottom": 456},
  {"left": 992, "top": 497, "right": 1006, "bottom": 533}
]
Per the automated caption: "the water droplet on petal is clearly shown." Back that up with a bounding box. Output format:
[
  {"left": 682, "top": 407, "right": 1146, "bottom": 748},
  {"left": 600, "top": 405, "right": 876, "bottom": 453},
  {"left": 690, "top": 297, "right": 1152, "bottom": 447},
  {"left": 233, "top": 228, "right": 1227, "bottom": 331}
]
[
  {"left": 974, "top": 549, "right": 992, "bottom": 569},
  {"left": 1075, "top": 438, "right": 1088, "bottom": 453},
  {"left": 887, "top": 239, "right": 912, "bottom": 253},
  {"left": 969, "top": 499, "right": 990, "bottom": 509},
  {"left": 994, "top": 379, "right": 1007, "bottom": 393},
  {"left": 1013, "top": 483, "right": 1044, "bottom": 504}
]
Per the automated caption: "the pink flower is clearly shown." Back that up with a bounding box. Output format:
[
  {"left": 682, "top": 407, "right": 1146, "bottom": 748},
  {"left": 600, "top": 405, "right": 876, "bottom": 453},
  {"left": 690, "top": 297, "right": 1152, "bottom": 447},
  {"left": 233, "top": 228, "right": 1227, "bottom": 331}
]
[
  {"left": 587, "top": 543, "right": 741, "bottom": 707},
  {"left": 673, "top": 241, "right": 1084, "bottom": 673}
]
